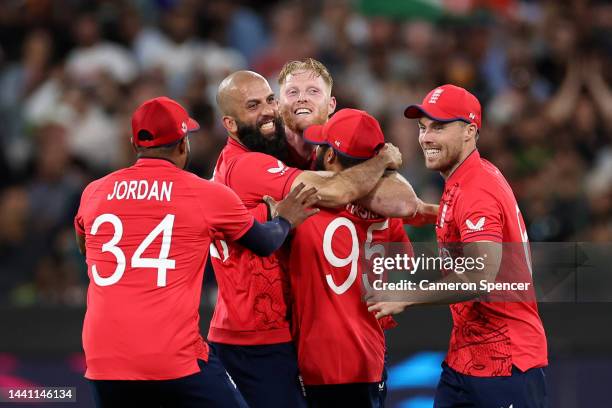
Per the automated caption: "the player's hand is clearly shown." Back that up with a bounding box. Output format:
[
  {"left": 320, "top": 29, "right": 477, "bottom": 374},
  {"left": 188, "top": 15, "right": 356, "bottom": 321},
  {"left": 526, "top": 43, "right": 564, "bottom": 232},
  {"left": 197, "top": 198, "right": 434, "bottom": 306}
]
[
  {"left": 367, "top": 301, "right": 411, "bottom": 319},
  {"left": 379, "top": 143, "right": 402, "bottom": 170},
  {"left": 264, "top": 183, "right": 320, "bottom": 228}
]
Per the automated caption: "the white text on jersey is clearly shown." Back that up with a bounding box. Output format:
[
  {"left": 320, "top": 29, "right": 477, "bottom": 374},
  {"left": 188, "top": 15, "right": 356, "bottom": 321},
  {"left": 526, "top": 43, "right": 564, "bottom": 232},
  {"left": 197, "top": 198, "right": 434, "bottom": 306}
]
[{"left": 107, "top": 180, "right": 173, "bottom": 202}]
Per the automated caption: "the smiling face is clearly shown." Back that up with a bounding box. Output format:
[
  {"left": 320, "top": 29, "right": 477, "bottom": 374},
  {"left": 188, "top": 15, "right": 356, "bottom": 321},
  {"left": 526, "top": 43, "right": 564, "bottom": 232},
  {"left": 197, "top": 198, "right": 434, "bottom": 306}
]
[
  {"left": 417, "top": 117, "right": 477, "bottom": 178},
  {"left": 279, "top": 69, "right": 336, "bottom": 133},
  {"left": 228, "top": 76, "right": 288, "bottom": 159},
  {"left": 233, "top": 77, "right": 281, "bottom": 139}
]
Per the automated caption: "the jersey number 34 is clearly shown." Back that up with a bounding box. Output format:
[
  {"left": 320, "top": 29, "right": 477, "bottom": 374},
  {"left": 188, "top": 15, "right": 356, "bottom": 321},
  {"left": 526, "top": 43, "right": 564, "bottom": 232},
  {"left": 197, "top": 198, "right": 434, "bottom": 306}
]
[{"left": 89, "top": 213, "right": 176, "bottom": 287}]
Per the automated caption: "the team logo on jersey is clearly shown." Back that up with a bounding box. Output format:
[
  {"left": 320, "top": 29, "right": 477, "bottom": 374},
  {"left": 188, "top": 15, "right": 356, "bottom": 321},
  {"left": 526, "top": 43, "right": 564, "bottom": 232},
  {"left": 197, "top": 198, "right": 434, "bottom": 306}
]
[
  {"left": 466, "top": 217, "right": 485, "bottom": 232},
  {"left": 267, "top": 160, "right": 288, "bottom": 175},
  {"left": 429, "top": 88, "right": 444, "bottom": 104},
  {"left": 181, "top": 121, "right": 188, "bottom": 133}
]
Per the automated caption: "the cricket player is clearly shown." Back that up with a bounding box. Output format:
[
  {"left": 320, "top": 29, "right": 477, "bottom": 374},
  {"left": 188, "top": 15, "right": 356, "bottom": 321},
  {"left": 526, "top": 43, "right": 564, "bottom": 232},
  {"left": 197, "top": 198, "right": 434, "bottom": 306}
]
[
  {"left": 74, "top": 96, "right": 318, "bottom": 407},
  {"left": 208, "top": 70, "right": 412, "bottom": 408},
  {"left": 368, "top": 85, "right": 548, "bottom": 408},
  {"left": 285, "top": 108, "right": 413, "bottom": 407}
]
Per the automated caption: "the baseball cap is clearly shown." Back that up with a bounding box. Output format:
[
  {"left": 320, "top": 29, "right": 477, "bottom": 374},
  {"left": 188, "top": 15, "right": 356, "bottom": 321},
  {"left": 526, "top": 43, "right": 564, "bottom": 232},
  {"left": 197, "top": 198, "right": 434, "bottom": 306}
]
[
  {"left": 131, "top": 96, "right": 200, "bottom": 147},
  {"left": 303, "top": 108, "right": 385, "bottom": 159},
  {"left": 404, "top": 84, "right": 481, "bottom": 129}
]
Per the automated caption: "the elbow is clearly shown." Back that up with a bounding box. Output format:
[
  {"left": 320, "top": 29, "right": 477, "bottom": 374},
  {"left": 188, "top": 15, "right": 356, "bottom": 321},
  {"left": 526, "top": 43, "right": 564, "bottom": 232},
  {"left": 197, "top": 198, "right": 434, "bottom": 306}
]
[
  {"left": 376, "top": 194, "right": 418, "bottom": 218},
  {"left": 396, "top": 197, "right": 419, "bottom": 218}
]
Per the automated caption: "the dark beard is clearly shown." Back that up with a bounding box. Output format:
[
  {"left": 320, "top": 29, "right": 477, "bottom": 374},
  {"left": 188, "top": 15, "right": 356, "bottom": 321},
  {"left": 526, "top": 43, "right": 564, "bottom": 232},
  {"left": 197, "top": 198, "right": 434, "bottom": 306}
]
[
  {"left": 236, "top": 116, "right": 288, "bottom": 162},
  {"left": 314, "top": 144, "right": 329, "bottom": 171}
]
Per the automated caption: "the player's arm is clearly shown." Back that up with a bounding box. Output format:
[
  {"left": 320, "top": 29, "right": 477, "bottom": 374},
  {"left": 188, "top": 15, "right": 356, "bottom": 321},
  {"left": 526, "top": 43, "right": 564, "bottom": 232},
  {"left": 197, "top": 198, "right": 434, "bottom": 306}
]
[
  {"left": 74, "top": 189, "right": 90, "bottom": 257},
  {"left": 357, "top": 171, "right": 439, "bottom": 220},
  {"left": 290, "top": 143, "right": 402, "bottom": 208},
  {"left": 75, "top": 232, "right": 86, "bottom": 255},
  {"left": 356, "top": 171, "right": 417, "bottom": 217},
  {"left": 367, "top": 241, "right": 502, "bottom": 318},
  {"left": 210, "top": 183, "right": 318, "bottom": 257},
  {"left": 403, "top": 199, "right": 439, "bottom": 226},
  {"left": 238, "top": 184, "right": 319, "bottom": 256}
]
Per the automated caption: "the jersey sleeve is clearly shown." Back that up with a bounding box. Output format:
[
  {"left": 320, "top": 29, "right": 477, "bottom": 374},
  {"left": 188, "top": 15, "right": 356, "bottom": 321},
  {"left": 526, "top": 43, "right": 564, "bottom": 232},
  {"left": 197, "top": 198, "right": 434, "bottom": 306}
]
[
  {"left": 249, "top": 202, "right": 270, "bottom": 223},
  {"left": 227, "top": 153, "right": 302, "bottom": 205},
  {"left": 74, "top": 180, "right": 99, "bottom": 236},
  {"left": 454, "top": 187, "right": 503, "bottom": 242},
  {"left": 74, "top": 212, "right": 85, "bottom": 236},
  {"left": 203, "top": 182, "right": 255, "bottom": 241}
]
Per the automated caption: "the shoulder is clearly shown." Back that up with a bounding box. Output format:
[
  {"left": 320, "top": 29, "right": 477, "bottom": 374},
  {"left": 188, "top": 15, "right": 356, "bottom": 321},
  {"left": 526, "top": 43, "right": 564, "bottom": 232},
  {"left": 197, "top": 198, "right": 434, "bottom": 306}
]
[
  {"left": 458, "top": 163, "right": 506, "bottom": 198},
  {"left": 234, "top": 152, "right": 291, "bottom": 172},
  {"left": 80, "top": 171, "right": 116, "bottom": 199},
  {"left": 188, "top": 175, "right": 242, "bottom": 200}
]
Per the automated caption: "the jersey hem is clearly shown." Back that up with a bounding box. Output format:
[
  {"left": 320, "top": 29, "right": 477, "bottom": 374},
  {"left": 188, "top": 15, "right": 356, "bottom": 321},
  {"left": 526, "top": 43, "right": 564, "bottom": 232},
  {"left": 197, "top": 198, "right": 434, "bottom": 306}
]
[{"left": 208, "top": 326, "right": 292, "bottom": 345}]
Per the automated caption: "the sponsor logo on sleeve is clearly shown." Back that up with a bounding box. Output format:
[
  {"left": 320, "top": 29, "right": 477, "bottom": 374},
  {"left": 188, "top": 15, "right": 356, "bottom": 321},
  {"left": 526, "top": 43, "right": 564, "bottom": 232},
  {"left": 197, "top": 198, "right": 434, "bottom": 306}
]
[
  {"left": 267, "top": 160, "right": 288, "bottom": 175},
  {"left": 465, "top": 217, "right": 485, "bottom": 232}
]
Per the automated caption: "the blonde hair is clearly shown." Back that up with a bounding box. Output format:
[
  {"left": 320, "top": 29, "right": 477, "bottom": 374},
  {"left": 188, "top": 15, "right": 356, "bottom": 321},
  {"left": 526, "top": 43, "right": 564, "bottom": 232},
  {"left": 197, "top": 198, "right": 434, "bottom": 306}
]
[{"left": 278, "top": 58, "right": 333, "bottom": 92}]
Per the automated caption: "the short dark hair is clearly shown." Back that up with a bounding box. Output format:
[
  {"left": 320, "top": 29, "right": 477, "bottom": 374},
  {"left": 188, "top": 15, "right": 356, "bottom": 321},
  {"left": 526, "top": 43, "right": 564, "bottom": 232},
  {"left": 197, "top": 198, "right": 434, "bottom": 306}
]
[
  {"left": 135, "top": 131, "right": 185, "bottom": 156},
  {"left": 320, "top": 145, "right": 368, "bottom": 169}
]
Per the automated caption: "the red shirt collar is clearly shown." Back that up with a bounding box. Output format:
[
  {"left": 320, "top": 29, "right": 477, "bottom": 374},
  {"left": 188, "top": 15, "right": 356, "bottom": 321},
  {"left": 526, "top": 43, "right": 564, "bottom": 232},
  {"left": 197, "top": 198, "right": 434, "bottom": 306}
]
[
  {"left": 446, "top": 149, "right": 480, "bottom": 184},
  {"left": 227, "top": 136, "right": 249, "bottom": 152},
  {"left": 135, "top": 157, "right": 177, "bottom": 168}
]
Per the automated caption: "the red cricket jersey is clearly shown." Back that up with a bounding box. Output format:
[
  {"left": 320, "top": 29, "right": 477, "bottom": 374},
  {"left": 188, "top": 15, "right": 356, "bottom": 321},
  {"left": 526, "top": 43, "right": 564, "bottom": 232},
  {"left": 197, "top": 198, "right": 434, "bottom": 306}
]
[
  {"left": 288, "top": 204, "right": 410, "bottom": 385},
  {"left": 208, "top": 138, "right": 302, "bottom": 345},
  {"left": 436, "top": 150, "right": 548, "bottom": 377},
  {"left": 74, "top": 158, "right": 254, "bottom": 380}
]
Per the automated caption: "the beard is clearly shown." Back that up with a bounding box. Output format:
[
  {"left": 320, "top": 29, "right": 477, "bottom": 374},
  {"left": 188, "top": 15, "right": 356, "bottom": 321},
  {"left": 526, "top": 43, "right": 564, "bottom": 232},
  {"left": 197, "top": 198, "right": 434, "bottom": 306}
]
[
  {"left": 314, "top": 145, "right": 329, "bottom": 171},
  {"left": 236, "top": 116, "right": 288, "bottom": 162}
]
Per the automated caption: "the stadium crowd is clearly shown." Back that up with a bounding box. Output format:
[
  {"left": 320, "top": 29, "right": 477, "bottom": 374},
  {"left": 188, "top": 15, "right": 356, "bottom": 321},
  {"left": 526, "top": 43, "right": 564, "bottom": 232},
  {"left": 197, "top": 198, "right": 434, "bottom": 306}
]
[{"left": 0, "top": 0, "right": 610, "bottom": 306}]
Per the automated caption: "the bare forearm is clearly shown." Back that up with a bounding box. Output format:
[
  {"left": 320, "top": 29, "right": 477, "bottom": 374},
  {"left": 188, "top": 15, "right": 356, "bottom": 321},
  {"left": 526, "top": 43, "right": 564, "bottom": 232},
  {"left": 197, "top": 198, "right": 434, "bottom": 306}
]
[
  {"left": 317, "top": 154, "right": 389, "bottom": 207},
  {"left": 357, "top": 172, "right": 419, "bottom": 218},
  {"left": 75, "top": 231, "right": 86, "bottom": 255},
  {"left": 404, "top": 199, "right": 439, "bottom": 226}
]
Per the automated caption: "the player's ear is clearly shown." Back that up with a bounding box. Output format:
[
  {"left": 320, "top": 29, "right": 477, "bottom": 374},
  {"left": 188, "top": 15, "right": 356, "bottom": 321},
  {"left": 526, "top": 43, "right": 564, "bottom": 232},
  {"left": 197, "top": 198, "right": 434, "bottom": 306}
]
[
  {"left": 464, "top": 123, "right": 477, "bottom": 143},
  {"left": 326, "top": 147, "right": 336, "bottom": 164},
  {"left": 221, "top": 116, "right": 238, "bottom": 134},
  {"left": 328, "top": 96, "right": 337, "bottom": 117},
  {"left": 130, "top": 137, "right": 138, "bottom": 154}
]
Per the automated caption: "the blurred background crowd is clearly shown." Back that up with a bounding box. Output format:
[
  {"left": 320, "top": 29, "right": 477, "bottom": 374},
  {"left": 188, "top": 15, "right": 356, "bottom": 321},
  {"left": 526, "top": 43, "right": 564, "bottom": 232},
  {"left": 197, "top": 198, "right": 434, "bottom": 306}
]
[{"left": 0, "top": 0, "right": 610, "bottom": 306}]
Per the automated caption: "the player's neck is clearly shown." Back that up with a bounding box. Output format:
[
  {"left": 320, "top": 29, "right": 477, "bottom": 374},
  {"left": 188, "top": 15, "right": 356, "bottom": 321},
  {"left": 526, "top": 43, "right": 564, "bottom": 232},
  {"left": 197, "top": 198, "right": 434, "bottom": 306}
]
[
  {"left": 441, "top": 147, "right": 477, "bottom": 180},
  {"left": 285, "top": 127, "right": 314, "bottom": 159},
  {"left": 137, "top": 154, "right": 178, "bottom": 167}
]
